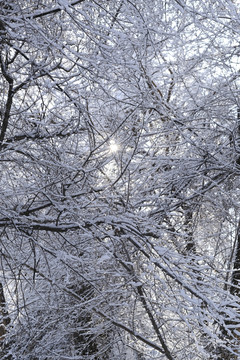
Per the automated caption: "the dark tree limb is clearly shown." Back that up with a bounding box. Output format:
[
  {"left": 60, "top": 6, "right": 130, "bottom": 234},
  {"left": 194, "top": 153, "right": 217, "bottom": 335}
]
[{"left": 0, "top": 55, "right": 13, "bottom": 145}]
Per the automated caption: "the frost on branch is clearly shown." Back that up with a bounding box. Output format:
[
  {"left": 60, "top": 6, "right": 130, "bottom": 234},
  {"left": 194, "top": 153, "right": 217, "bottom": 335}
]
[{"left": 1, "top": 0, "right": 240, "bottom": 359}]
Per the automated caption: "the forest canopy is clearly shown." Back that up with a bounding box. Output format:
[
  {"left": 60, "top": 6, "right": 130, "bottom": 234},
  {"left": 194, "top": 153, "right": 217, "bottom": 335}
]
[{"left": 0, "top": 1, "right": 240, "bottom": 359}]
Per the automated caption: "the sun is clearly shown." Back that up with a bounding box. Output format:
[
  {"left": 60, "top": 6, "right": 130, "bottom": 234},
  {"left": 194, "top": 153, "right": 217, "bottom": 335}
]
[{"left": 109, "top": 140, "right": 119, "bottom": 153}]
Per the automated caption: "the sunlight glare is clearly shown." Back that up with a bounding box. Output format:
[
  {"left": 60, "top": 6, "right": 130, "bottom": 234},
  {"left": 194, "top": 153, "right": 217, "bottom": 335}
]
[{"left": 109, "top": 140, "right": 119, "bottom": 153}]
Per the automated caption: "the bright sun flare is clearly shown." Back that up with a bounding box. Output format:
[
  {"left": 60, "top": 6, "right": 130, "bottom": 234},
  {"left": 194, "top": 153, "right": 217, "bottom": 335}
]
[{"left": 109, "top": 140, "right": 119, "bottom": 153}]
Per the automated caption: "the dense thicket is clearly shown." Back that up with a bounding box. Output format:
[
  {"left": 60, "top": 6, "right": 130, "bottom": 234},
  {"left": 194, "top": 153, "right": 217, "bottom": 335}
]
[{"left": 0, "top": 1, "right": 240, "bottom": 359}]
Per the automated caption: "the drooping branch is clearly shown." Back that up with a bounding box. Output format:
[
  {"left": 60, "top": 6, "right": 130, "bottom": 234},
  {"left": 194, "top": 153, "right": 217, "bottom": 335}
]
[{"left": 26, "top": 0, "right": 86, "bottom": 20}]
